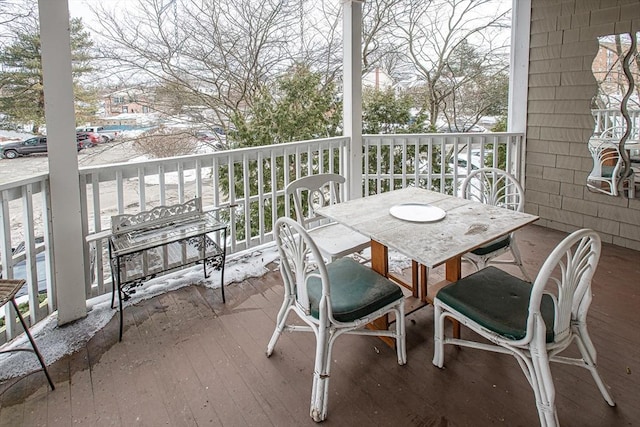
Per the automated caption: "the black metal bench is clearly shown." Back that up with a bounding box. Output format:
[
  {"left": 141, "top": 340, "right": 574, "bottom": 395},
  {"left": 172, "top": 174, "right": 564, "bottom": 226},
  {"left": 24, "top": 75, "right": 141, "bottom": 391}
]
[{"left": 106, "top": 198, "right": 227, "bottom": 340}]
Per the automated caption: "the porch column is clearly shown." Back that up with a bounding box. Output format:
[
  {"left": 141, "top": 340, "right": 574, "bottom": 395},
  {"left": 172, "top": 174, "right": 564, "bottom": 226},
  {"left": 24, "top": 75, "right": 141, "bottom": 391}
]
[
  {"left": 38, "top": 0, "right": 87, "bottom": 324},
  {"left": 508, "top": 0, "right": 531, "bottom": 179},
  {"left": 343, "top": 0, "right": 363, "bottom": 199}
]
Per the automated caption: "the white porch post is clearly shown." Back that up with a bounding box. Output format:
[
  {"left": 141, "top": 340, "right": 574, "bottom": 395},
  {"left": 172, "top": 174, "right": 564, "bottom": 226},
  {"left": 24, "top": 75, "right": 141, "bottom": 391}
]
[
  {"left": 38, "top": 0, "right": 87, "bottom": 324},
  {"left": 343, "top": 0, "right": 363, "bottom": 199},
  {"left": 508, "top": 0, "right": 531, "bottom": 180}
]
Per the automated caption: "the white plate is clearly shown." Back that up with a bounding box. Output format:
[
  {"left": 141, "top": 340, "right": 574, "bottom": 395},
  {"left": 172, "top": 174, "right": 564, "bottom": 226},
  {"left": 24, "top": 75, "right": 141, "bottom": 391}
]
[{"left": 389, "top": 203, "right": 446, "bottom": 223}]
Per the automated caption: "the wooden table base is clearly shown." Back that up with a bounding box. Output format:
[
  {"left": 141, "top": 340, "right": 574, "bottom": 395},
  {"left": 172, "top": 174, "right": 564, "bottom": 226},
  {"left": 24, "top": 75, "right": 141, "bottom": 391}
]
[{"left": 369, "top": 240, "right": 461, "bottom": 345}]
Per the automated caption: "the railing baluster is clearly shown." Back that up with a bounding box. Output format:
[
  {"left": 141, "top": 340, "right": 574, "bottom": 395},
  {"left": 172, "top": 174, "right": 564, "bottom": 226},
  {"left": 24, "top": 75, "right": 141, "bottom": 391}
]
[
  {"left": 270, "top": 151, "right": 277, "bottom": 236},
  {"left": 42, "top": 182, "right": 56, "bottom": 312},
  {"left": 21, "top": 184, "right": 39, "bottom": 324},
  {"left": 243, "top": 154, "right": 251, "bottom": 249},
  {"left": 177, "top": 162, "right": 185, "bottom": 203},
  {"left": 228, "top": 153, "right": 237, "bottom": 253},
  {"left": 195, "top": 159, "right": 203, "bottom": 200},
  {"left": 257, "top": 151, "right": 265, "bottom": 243},
  {"left": 136, "top": 167, "right": 145, "bottom": 211},
  {"left": 158, "top": 164, "right": 166, "bottom": 206}
]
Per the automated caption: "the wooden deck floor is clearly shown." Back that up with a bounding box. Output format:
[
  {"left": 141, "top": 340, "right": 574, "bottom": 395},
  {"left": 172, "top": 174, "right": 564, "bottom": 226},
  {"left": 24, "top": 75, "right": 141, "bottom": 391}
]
[{"left": 0, "top": 225, "right": 638, "bottom": 426}]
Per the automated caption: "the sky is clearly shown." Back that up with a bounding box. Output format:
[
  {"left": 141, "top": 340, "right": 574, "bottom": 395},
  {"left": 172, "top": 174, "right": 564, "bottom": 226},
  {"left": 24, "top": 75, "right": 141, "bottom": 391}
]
[{"left": 67, "top": 0, "right": 125, "bottom": 25}]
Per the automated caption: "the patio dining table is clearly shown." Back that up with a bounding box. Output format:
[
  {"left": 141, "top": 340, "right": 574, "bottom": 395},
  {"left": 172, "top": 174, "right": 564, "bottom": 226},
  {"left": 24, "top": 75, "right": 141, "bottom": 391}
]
[{"left": 316, "top": 187, "right": 539, "bottom": 339}]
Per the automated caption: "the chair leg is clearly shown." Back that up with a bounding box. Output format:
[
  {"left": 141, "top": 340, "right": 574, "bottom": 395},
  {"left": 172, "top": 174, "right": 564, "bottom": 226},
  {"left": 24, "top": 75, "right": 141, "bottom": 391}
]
[
  {"left": 509, "top": 237, "right": 531, "bottom": 282},
  {"left": 529, "top": 320, "right": 559, "bottom": 427},
  {"left": 395, "top": 303, "right": 407, "bottom": 365},
  {"left": 573, "top": 324, "right": 615, "bottom": 406},
  {"left": 266, "top": 296, "right": 293, "bottom": 357},
  {"left": 310, "top": 323, "right": 331, "bottom": 422},
  {"left": 432, "top": 302, "right": 445, "bottom": 368},
  {"left": 11, "top": 299, "right": 55, "bottom": 390}
]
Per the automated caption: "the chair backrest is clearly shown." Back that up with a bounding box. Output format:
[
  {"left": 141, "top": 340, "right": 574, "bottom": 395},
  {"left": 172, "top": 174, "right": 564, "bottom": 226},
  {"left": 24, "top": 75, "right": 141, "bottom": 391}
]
[
  {"left": 587, "top": 140, "right": 628, "bottom": 196},
  {"left": 588, "top": 139, "right": 624, "bottom": 178},
  {"left": 285, "top": 174, "right": 346, "bottom": 229},
  {"left": 275, "top": 216, "right": 330, "bottom": 317},
  {"left": 527, "top": 229, "right": 601, "bottom": 345},
  {"left": 461, "top": 168, "right": 524, "bottom": 212}
]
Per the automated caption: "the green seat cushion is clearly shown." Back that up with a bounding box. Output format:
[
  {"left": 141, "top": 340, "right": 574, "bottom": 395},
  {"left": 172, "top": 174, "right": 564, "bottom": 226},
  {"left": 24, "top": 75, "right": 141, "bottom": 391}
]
[
  {"left": 470, "top": 235, "right": 510, "bottom": 256},
  {"left": 601, "top": 165, "right": 615, "bottom": 178},
  {"left": 307, "top": 258, "right": 403, "bottom": 323},
  {"left": 436, "top": 266, "right": 555, "bottom": 342}
]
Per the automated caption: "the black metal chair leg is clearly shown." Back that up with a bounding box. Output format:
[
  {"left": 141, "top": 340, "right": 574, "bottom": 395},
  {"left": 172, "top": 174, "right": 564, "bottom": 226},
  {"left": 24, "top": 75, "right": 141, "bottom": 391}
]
[
  {"left": 220, "top": 264, "right": 226, "bottom": 303},
  {"left": 118, "top": 283, "right": 124, "bottom": 342},
  {"left": 220, "top": 234, "right": 226, "bottom": 304},
  {"left": 11, "top": 299, "right": 55, "bottom": 390}
]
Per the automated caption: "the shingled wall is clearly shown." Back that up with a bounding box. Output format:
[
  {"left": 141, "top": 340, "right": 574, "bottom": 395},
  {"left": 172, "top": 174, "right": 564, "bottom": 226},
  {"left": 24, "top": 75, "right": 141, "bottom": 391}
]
[{"left": 526, "top": 0, "right": 640, "bottom": 250}]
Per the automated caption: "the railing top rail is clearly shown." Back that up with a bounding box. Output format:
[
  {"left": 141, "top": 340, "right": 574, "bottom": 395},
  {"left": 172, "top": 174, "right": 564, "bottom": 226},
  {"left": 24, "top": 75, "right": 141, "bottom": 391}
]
[
  {"left": 363, "top": 132, "right": 523, "bottom": 138},
  {"left": 0, "top": 173, "right": 49, "bottom": 192},
  {"left": 78, "top": 136, "right": 350, "bottom": 176}
]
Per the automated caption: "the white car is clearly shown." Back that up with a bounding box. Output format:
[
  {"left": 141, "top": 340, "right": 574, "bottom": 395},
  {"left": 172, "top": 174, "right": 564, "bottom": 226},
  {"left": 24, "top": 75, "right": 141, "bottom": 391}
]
[{"left": 76, "top": 126, "right": 119, "bottom": 143}]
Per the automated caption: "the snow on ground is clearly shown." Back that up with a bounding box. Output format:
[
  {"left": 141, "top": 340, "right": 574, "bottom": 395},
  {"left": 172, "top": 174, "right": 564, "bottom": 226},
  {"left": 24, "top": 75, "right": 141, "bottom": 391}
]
[
  {"left": 0, "top": 242, "right": 412, "bottom": 381},
  {"left": 0, "top": 129, "right": 34, "bottom": 142}
]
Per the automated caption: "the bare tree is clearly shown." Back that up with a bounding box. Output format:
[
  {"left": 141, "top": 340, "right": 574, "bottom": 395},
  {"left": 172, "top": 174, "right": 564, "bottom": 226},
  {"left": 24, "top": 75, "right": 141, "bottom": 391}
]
[
  {"left": 362, "top": 0, "right": 406, "bottom": 76},
  {"left": 0, "top": 0, "right": 35, "bottom": 49},
  {"left": 0, "top": 0, "right": 34, "bottom": 28},
  {"left": 82, "top": 0, "right": 512, "bottom": 139},
  {"left": 592, "top": 34, "right": 640, "bottom": 110},
  {"left": 91, "top": 0, "right": 300, "bottom": 131},
  {"left": 392, "top": 0, "right": 510, "bottom": 127},
  {"left": 298, "top": 0, "right": 343, "bottom": 85}
]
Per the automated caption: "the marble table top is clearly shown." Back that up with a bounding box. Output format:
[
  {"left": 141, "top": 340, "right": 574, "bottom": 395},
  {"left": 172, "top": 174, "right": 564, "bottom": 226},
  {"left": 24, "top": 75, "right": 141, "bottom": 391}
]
[{"left": 316, "top": 187, "right": 539, "bottom": 268}]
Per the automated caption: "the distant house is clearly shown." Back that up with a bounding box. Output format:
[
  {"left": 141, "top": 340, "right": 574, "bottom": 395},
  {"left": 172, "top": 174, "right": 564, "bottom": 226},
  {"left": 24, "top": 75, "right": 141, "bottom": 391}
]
[
  {"left": 103, "top": 89, "right": 152, "bottom": 116},
  {"left": 592, "top": 36, "right": 640, "bottom": 109},
  {"left": 362, "top": 68, "right": 394, "bottom": 91}
]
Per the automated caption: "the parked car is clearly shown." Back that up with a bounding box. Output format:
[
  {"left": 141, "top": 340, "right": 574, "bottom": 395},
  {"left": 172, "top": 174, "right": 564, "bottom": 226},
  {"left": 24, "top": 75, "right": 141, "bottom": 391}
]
[
  {"left": 76, "top": 126, "right": 119, "bottom": 142},
  {"left": 0, "top": 136, "right": 48, "bottom": 159},
  {"left": 195, "top": 129, "right": 227, "bottom": 150},
  {"left": 0, "top": 136, "right": 83, "bottom": 159},
  {"left": 76, "top": 131, "right": 101, "bottom": 148},
  {"left": 451, "top": 153, "right": 481, "bottom": 171}
]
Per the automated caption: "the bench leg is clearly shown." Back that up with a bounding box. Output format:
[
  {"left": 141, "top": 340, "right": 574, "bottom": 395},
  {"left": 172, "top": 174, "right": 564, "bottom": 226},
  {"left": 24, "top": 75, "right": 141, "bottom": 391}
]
[
  {"left": 220, "top": 229, "right": 227, "bottom": 303},
  {"left": 116, "top": 257, "right": 124, "bottom": 342},
  {"left": 109, "top": 243, "right": 117, "bottom": 309},
  {"left": 202, "top": 234, "right": 209, "bottom": 279}
]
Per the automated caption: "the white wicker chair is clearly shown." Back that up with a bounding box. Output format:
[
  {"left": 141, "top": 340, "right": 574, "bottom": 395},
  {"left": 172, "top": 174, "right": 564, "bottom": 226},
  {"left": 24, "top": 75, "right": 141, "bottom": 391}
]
[
  {"left": 286, "top": 173, "right": 370, "bottom": 262},
  {"left": 460, "top": 167, "right": 530, "bottom": 281},
  {"left": 587, "top": 139, "right": 636, "bottom": 198},
  {"left": 432, "top": 229, "right": 615, "bottom": 427},
  {"left": 267, "top": 217, "right": 406, "bottom": 422}
]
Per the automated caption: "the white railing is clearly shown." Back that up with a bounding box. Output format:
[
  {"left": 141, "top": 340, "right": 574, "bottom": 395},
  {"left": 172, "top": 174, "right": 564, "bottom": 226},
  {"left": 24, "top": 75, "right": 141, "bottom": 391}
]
[
  {"left": 80, "top": 137, "right": 351, "bottom": 298},
  {"left": 592, "top": 109, "right": 640, "bottom": 135},
  {"left": 362, "top": 132, "right": 524, "bottom": 196},
  {"left": 0, "top": 174, "right": 56, "bottom": 344},
  {"left": 0, "top": 132, "right": 524, "bottom": 344}
]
